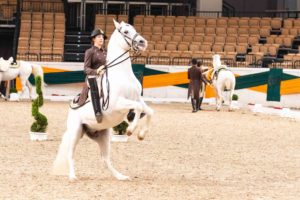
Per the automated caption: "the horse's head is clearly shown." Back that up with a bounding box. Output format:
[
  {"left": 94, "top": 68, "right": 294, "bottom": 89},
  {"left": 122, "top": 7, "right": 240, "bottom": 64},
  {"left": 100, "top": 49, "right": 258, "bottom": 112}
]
[
  {"left": 113, "top": 19, "right": 148, "bottom": 52},
  {"left": 212, "top": 54, "right": 222, "bottom": 69},
  {"left": 0, "top": 57, "right": 13, "bottom": 71}
]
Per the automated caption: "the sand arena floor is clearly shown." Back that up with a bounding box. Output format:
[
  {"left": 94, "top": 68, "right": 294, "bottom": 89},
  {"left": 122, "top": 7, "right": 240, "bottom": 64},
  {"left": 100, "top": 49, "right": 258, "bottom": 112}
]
[{"left": 0, "top": 101, "right": 299, "bottom": 200}]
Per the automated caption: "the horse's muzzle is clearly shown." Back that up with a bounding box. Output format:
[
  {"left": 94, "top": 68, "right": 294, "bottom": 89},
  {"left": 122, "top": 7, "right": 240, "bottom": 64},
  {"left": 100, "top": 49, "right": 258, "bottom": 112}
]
[{"left": 136, "top": 39, "right": 147, "bottom": 51}]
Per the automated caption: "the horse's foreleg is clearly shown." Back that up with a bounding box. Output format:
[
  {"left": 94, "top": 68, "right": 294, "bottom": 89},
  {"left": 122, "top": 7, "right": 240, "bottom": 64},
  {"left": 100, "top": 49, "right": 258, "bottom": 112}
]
[
  {"left": 137, "top": 99, "right": 154, "bottom": 140},
  {"left": 94, "top": 129, "right": 130, "bottom": 180},
  {"left": 116, "top": 98, "right": 143, "bottom": 136}
]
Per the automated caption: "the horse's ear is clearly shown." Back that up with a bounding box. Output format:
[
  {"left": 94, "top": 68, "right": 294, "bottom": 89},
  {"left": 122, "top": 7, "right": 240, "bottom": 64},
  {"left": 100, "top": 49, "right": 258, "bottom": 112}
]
[{"left": 113, "top": 19, "right": 120, "bottom": 29}]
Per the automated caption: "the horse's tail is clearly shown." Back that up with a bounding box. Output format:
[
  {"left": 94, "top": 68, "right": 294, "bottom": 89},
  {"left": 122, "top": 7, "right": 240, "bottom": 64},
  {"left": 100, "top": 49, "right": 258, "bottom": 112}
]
[
  {"left": 224, "top": 72, "right": 236, "bottom": 101},
  {"left": 52, "top": 131, "right": 70, "bottom": 175},
  {"left": 31, "top": 64, "right": 47, "bottom": 87},
  {"left": 224, "top": 79, "right": 232, "bottom": 91}
]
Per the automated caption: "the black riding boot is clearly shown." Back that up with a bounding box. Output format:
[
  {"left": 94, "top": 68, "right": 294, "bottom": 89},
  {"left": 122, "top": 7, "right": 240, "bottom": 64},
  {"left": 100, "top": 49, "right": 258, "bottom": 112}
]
[
  {"left": 191, "top": 98, "right": 197, "bottom": 113},
  {"left": 198, "top": 97, "right": 203, "bottom": 110},
  {"left": 88, "top": 77, "right": 102, "bottom": 123}
]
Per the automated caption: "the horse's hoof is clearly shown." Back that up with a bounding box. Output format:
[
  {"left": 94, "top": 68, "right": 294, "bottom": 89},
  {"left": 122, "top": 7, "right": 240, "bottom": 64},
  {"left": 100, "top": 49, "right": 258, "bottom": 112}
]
[
  {"left": 69, "top": 176, "right": 78, "bottom": 182},
  {"left": 116, "top": 174, "right": 130, "bottom": 181},
  {"left": 126, "top": 131, "right": 132, "bottom": 136},
  {"left": 137, "top": 135, "right": 144, "bottom": 140}
]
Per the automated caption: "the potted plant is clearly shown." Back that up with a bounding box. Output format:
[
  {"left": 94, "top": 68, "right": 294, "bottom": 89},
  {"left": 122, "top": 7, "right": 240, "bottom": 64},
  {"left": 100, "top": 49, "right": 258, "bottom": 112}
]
[
  {"left": 232, "top": 94, "right": 239, "bottom": 101},
  {"left": 30, "top": 76, "right": 48, "bottom": 141},
  {"left": 112, "top": 121, "right": 129, "bottom": 142},
  {"left": 9, "top": 87, "right": 19, "bottom": 101}
]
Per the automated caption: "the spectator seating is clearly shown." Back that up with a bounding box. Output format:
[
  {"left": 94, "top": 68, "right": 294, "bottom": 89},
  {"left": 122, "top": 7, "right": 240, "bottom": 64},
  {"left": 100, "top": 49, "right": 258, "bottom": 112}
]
[
  {"left": 95, "top": 14, "right": 129, "bottom": 38},
  {"left": 0, "top": 0, "right": 17, "bottom": 21},
  {"left": 17, "top": 2, "right": 65, "bottom": 62},
  {"left": 128, "top": 15, "right": 300, "bottom": 67}
]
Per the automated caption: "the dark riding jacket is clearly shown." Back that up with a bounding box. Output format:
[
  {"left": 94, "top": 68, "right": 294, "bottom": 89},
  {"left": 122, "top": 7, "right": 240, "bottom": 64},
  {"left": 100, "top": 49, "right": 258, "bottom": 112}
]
[
  {"left": 78, "top": 46, "right": 107, "bottom": 105},
  {"left": 187, "top": 65, "right": 207, "bottom": 100}
]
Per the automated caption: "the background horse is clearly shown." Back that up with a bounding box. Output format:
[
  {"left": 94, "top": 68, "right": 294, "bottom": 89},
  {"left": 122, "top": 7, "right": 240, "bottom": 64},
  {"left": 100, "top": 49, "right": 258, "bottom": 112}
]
[
  {"left": 211, "top": 54, "right": 236, "bottom": 111},
  {"left": 53, "top": 20, "right": 153, "bottom": 181},
  {"left": 0, "top": 57, "right": 44, "bottom": 99}
]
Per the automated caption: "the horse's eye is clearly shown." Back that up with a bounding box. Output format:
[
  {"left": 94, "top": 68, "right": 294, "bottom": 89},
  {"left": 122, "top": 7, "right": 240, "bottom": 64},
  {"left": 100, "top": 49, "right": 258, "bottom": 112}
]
[{"left": 124, "top": 30, "right": 128, "bottom": 34}]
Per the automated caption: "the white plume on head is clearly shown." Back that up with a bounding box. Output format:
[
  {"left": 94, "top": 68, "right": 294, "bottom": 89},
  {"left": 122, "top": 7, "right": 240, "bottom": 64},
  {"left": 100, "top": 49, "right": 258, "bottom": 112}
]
[{"left": 212, "top": 54, "right": 222, "bottom": 69}]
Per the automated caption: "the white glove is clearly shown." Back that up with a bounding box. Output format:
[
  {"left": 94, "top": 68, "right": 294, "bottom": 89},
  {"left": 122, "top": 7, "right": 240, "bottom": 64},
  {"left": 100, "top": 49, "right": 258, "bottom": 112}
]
[{"left": 96, "top": 65, "right": 105, "bottom": 75}]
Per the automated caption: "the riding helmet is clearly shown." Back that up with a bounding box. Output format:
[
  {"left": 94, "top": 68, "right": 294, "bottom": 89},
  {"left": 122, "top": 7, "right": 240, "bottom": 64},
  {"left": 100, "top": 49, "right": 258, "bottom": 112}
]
[
  {"left": 90, "top": 28, "right": 107, "bottom": 40},
  {"left": 190, "top": 58, "right": 198, "bottom": 65}
]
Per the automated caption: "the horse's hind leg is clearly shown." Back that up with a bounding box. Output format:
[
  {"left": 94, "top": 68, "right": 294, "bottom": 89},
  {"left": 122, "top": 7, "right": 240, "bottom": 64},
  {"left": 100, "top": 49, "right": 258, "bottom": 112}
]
[
  {"left": 228, "top": 84, "right": 236, "bottom": 111},
  {"left": 93, "top": 129, "right": 130, "bottom": 181},
  {"left": 214, "top": 87, "right": 222, "bottom": 111},
  {"left": 67, "top": 125, "right": 83, "bottom": 181},
  {"left": 18, "top": 78, "right": 29, "bottom": 99}
]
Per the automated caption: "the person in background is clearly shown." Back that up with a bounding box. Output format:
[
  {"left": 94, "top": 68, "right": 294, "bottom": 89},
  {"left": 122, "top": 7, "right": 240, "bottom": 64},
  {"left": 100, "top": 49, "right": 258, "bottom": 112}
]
[
  {"left": 77, "top": 28, "right": 107, "bottom": 123},
  {"left": 187, "top": 58, "right": 209, "bottom": 112},
  {"left": 197, "top": 60, "right": 209, "bottom": 110}
]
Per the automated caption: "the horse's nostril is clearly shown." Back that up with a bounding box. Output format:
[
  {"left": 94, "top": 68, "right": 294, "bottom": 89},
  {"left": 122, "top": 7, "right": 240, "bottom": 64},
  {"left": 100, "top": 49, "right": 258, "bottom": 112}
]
[{"left": 139, "top": 40, "right": 144, "bottom": 44}]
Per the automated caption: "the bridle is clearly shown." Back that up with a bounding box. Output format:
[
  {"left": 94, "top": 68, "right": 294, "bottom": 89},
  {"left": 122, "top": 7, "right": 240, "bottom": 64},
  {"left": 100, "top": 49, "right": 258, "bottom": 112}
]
[
  {"left": 118, "top": 25, "right": 141, "bottom": 52},
  {"left": 100, "top": 25, "right": 143, "bottom": 110},
  {"left": 105, "top": 26, "right": 141, "bottom": 69}
]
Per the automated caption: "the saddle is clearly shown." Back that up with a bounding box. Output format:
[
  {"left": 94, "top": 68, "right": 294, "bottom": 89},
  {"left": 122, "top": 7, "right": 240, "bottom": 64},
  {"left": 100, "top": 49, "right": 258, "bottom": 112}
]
[
  {"left": 69, "top": 93, "right": 90, "bottom": 109},
  {"left": 212, "top": 66, "right": 228, "bottom": 80},
  {"left": 10, "top": 61, "right": 19, "bottom": 68}
]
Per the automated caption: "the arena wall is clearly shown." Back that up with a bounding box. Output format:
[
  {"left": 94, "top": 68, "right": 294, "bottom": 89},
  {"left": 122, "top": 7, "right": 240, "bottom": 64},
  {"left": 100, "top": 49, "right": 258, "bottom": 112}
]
[{"left": 20, "top": 62, "right": 300, "bottom": 108}]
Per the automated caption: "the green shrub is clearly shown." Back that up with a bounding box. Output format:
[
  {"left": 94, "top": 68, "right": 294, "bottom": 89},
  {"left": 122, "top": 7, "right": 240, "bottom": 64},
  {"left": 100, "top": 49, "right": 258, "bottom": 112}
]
[
  {"left": 31, "top": 76, "right": 48, "bottom": 133},
  {"left": 232, "top": 94, "right": 239, "bottom": 101},
  {"left": 113, "top": 121, "right": 128, "bottom": 135},
  {"left": 9, "top": 87, "right": 17, "bottom": 93}
]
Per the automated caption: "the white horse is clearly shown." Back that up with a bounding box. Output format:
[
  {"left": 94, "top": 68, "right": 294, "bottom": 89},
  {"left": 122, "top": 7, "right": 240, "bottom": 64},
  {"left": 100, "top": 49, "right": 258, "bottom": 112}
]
[
  {"left": 0, "top": 57, "right": 44, "bottom": 99},
  {"left": 211, "top": 54, "right": 236, "bottom": 111},
  {"left": 53, "top": 20, "right": 154, "bottom": 181}
]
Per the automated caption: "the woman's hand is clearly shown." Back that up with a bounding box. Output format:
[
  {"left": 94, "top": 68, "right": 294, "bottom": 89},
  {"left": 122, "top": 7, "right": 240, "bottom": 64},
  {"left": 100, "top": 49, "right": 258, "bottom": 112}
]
[{"left": 97, "top": 65, "right": 105, "bottom": 75}]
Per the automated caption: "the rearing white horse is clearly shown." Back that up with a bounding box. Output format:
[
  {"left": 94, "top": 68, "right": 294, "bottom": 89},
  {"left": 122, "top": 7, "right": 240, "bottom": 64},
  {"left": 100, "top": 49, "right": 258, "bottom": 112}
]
[
  {"left": 53, "top": 20, "right": 154, "bottom": 181},
  {"left": 0, "top": 57, "right": 44, "bottom": 99},
  {"left": 211, "top": 54, "right": 236, "bottom": 111}
]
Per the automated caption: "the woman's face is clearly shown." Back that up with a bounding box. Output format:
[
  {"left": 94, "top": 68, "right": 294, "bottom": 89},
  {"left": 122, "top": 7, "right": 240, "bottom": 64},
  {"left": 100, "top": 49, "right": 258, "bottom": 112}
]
[{"left": 93, "top": 34, "right": 104, "bottom": 47}]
